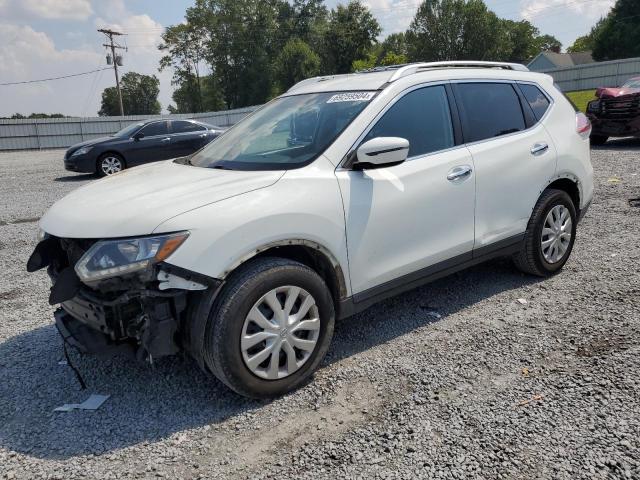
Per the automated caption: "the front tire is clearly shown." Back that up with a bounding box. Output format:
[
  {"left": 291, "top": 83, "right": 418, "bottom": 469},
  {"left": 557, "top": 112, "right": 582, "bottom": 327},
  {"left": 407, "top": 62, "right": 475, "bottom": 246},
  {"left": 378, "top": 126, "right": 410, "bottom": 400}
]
[
  {"left": 514, "top": 189, "right": 577, "bottom": 277},
  {"left": 203, "top": 257, "right": 335, "bottom": 398},
  {"left": 97, "top": 153, "right": 125, "bottom": 177}
]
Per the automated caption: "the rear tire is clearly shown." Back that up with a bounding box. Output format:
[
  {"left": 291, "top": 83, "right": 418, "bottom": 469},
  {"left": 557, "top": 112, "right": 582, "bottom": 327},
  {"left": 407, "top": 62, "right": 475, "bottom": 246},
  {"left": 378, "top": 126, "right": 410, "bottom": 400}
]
[
  {"left": 590, "top": 135, "right": 608, "bottom": 146},
  {"left": 203, "top": 257, "right": 335, "bottom": 398},
  {"left": 97, "top": 153, "right": 125, "bottom": 177},
  {"left": 513, "top": 189, "right": 577, "bottom": 277}
]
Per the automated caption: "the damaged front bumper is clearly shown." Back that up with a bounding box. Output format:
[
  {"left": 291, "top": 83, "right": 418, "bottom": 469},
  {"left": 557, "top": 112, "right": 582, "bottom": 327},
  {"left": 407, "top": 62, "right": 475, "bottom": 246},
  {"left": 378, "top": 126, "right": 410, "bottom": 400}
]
[
  {"left": 587, "top": 95, "right": 640, "bottom": 137},
  {"left": 28, "top": 236, "right": 221, "bottom": 362}
]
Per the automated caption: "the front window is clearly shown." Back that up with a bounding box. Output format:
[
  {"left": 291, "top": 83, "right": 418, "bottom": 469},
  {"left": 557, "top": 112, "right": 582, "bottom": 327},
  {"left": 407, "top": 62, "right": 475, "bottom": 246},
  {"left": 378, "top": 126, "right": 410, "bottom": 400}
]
[
  {"left": 114, "top": 122, "right": 143, "bottom": 138},
  {"left": 189, "top": 92, "right": 375, "bottom": 170},
  {"left": 623, "top": 78, "right": 640, "bottom": 88}
]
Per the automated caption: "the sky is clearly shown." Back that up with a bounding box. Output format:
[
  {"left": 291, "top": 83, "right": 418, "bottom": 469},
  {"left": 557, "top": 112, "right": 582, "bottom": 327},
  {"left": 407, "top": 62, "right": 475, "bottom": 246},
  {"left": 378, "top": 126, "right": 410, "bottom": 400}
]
[{"left": 0, "top": 0, "right": 615, "bottom": 117}]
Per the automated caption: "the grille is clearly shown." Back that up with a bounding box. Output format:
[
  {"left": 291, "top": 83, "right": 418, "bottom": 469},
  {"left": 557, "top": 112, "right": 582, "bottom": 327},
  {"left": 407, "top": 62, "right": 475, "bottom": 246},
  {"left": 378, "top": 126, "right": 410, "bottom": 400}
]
[{"left": 600, "top": 95, "right": 640, "bottom": 120}]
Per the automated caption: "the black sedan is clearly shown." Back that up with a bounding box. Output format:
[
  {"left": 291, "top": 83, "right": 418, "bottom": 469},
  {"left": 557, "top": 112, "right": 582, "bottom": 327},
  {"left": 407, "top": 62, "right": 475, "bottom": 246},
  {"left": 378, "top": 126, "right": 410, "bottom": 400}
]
[{"left": 64, "top": 119, "right": 225, "bottom": 176}]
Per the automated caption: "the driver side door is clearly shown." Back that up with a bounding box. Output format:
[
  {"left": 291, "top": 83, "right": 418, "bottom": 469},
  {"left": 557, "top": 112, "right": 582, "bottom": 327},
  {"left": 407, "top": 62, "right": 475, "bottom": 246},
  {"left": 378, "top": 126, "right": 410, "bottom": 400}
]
[{"left": 335, "top": 84, "right": 476, "bottom": 301}]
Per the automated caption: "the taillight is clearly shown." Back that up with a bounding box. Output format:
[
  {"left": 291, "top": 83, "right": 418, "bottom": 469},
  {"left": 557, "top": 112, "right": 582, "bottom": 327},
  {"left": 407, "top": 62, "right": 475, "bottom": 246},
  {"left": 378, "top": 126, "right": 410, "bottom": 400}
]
[{"left": 576, "top": 112, "right": 591, "bottom": 138}]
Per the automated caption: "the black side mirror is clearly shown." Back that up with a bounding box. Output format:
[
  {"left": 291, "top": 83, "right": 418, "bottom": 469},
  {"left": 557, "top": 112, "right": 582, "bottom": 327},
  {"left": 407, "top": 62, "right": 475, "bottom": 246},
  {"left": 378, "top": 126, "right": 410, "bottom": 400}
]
[{"left": 133, "top": 132, "right": 145, "bottom": 141}]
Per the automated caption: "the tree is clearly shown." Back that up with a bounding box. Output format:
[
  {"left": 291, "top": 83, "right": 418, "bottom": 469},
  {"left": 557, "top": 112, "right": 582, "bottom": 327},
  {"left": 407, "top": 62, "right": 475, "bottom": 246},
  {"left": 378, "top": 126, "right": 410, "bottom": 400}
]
[
  {"left": 184, "top": 0, "right": 284, "bottom": 108},
  {"left": 168, "top": 75, "right": 226, "bottom": 113},
  {"left": 322, "top": 1, "right": 381, "bottom": 74},
  {"left": 273, "top": 38, "right": 321, "bottom": 93},
  {"left": 406, "top": 0, "right": 504, "bottom": 62},
  {"left": 592, "top": 0, "right": 640, "bottom": 61},
  {"left": 159, "top": 22, "right": 209, "bottom": 113},
  {"left": 99, "top": 72, "right": 161, "bottom": 116}
]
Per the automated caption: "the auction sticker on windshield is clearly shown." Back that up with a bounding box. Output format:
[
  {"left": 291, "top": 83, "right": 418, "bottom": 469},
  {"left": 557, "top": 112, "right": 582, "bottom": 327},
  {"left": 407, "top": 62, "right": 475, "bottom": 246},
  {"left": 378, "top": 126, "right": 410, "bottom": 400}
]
[{"left": 327, "top": 92, "right": 376, "bottom": 103}]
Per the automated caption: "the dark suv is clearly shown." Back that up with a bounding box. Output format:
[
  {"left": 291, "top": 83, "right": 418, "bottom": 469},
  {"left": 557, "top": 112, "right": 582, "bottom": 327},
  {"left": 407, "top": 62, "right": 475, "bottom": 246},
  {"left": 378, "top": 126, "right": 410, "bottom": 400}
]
[
  {"left": 587, "top": 77, "right": 640, "bottom": 145},
  {"left": 64, "top": 119, "right": 225, "bottom": 176}
]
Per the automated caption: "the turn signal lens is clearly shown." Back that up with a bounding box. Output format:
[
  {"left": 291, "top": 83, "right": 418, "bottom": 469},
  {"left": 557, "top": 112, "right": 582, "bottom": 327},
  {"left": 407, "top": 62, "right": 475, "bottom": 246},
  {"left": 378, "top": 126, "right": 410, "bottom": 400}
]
[{"left": 155, "top": 234, "right": 189, "bottom": 262}]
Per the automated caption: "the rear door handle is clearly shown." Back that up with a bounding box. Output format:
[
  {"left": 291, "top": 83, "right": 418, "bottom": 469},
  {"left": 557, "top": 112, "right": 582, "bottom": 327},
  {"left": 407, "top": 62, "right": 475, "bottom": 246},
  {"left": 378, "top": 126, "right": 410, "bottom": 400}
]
[
  {"left": 161, "top": 137, "right": 171, "bottom": 143},
  {"left": 531, "top": 143, "right": 549, "bottom": 155},
  {"left": 447, "top": 165, "right": 473, "bottom": 182}
]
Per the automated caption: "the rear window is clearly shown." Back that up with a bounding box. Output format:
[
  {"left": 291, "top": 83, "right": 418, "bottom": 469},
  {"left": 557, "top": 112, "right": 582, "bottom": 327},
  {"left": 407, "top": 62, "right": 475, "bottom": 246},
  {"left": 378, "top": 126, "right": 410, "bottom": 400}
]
[
  {"left": 172, "top": 120, "right": 206, "bottom": 134},
  {"left": 455, "top": 83, "right": 526, "bottom": 143},
  {"left": 519, "top": 84, "right": 551, "bottom": 121}
]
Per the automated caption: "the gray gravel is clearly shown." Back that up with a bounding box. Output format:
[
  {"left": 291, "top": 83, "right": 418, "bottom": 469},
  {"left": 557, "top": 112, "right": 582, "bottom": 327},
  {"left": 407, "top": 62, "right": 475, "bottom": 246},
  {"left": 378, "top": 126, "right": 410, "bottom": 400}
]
[{"left": 1, "top": 142, "right": 639, "bottom": 480}]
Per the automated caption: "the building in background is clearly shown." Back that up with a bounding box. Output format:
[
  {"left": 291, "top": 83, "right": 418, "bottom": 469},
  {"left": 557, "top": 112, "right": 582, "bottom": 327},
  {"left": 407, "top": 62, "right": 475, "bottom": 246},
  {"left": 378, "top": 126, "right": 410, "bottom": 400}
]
[{"left": 528, "top": 51, "right": 595, "bottom": 72}]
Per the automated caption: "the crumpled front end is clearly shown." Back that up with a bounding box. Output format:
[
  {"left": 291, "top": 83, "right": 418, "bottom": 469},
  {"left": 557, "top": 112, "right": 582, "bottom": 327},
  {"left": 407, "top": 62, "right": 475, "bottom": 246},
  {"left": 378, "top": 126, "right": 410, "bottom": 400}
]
[
  {"left": 587, "top": 92, "right": 640, "bottom": 138},
  {"left": 28, "top": 235, "right": 220, "bottom": 362}
]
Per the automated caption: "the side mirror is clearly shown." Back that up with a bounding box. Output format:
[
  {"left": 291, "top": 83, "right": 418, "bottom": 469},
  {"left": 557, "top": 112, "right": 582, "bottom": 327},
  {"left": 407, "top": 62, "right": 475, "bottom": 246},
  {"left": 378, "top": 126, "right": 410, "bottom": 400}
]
[
  {"left": 133, "top": 132, "right": 145, "bottom": 141},
  {"left": 354, "top": 137, "right": 410, "bottom": 170}
]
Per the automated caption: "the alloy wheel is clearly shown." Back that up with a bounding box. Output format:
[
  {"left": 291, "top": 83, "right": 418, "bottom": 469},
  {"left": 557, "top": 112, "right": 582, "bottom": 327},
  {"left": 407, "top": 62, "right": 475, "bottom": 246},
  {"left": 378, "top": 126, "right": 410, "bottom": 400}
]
[
  {"left": 101, "top": 156, "right": 123, "bottom": 175},
  {"left": 541, "top": 205, "right": 573, "bottom": 264},
  {"left": 240, "top": 286, "right": 320, "bottom": 380}
]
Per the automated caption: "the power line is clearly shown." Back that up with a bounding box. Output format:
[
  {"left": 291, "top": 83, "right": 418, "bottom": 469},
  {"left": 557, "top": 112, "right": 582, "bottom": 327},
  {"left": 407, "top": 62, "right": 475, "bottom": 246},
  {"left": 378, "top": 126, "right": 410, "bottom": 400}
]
[{"left": 0, "top": 68, "right": 111, "bottom": 86}]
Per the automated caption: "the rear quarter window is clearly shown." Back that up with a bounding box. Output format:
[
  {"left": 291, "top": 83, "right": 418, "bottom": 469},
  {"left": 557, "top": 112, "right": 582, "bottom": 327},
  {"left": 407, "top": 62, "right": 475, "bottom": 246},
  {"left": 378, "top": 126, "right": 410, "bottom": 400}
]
[
  {"left": 519, "top": 84, "right": 551, "bottom": 120},
  {"left": 454, "top": 83, "right": 526, "bottom": 143}
]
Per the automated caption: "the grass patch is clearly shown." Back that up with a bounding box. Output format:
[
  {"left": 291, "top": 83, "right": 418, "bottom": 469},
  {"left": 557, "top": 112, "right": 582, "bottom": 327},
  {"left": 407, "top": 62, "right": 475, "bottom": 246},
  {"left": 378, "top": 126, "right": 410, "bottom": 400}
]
[{"left": 565, "top": 89, "right": 597, "bottom": 112}]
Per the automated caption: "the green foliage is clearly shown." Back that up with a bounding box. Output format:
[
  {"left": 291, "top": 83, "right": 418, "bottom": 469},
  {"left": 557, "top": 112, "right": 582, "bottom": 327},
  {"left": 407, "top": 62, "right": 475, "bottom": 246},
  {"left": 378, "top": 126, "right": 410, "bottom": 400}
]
[
  {"left": 273, "top": 38, "right": 321, "bottom": 93},
  {"left": 168, "top": 75, "right": 226, "bottom": 114},
  {"left": 99, "top": 72, "right": 161, "bottom": 117},
  {"left": 406, "top": 1, "right": 560, "bottom": 64},
  {"left": 9, "top": 113, "right": 67, "bottom": 119},
  {"left": 406, "top": 0, "right": 504, "bottom": 62},
  {"left": 321, "top": 1, "right": 381, "bottom": 74},
  {"left": 156, "top": 0, "right": 564, "bottom": 113},
  {"left": 159, "top": 22, "right": 209, "bottom": 113},
  {"left": 592, "top": 0, "right": 640, "bottom": 61}
]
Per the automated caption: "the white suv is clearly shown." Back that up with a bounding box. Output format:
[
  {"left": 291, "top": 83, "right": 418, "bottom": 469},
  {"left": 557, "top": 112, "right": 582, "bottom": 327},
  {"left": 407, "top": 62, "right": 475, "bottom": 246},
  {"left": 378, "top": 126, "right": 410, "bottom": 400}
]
[{"left": 29, "top": 62, "right": 594, "bottom": 398}]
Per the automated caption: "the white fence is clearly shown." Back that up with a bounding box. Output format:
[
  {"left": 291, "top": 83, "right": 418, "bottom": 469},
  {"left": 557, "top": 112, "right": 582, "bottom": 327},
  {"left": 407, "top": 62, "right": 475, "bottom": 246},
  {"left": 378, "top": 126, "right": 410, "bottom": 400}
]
[
  {"left": 0, "top": 107, "right": 258, "bottom": 151},
  {"left": 541, "top": 57, "right": 640, "bottom": 92}
]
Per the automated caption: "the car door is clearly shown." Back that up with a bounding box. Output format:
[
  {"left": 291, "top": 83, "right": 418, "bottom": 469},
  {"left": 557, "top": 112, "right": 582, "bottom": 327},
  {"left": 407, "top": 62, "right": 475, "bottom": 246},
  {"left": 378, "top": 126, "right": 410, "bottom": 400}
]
[
  {"left": 335, "top": 84, "right": 476, "bottom": 298},
  {"left": 452, "top": 82, "right": 557, "bottom": 250},
  {"left": 126, "top": 121, "right": 171, "bottom": 166},
  {"left": 169, "top": 120, "right": 209, "bottom": 158}
]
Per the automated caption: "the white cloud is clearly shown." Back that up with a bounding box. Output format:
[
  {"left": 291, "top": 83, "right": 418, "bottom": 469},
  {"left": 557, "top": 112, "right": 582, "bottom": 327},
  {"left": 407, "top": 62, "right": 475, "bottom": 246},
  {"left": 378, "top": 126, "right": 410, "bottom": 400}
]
[
  {"left": 363, "top": 0, "right": 422, "bottom": 35},
  {"left": 0, "top": 24, "right": 105, "bottom": 116},
  {"left": 1, "top": 0, "right": 93, "bottom": 21},
  {"left": 520, "top": 0, "right": 615, "bottom": 22}
]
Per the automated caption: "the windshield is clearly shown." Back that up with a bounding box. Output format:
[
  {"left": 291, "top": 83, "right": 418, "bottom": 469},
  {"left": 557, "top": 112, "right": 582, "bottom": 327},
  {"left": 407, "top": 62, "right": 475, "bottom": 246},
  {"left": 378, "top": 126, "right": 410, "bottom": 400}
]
[
  {"left": 623, "top": 78, "right": 640, "bottom": 89},
  {"left": 114, "top": 122, "right": 144, "bottom": 138},
  {"left": 189, "top": 91, "right": 375, "bottom": 170}
]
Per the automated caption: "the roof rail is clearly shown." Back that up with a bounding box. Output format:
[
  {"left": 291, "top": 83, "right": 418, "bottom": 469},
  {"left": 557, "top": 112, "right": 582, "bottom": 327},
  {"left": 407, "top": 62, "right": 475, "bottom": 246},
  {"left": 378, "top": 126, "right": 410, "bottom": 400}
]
[{"left": 387, "top": 61, "right": 529, "bottom": 82}]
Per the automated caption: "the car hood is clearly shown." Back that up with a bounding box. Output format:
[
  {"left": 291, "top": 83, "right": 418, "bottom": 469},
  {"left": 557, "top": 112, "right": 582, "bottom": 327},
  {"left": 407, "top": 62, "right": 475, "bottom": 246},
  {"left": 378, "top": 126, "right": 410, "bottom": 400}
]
[
  {"left": 40, "top": 160, "right": 285, "bottom": 239},
  {"left": 67, "top": 136, "right": 115, "bottom": 151},
  {"left": 596, "top": 86, "right": 640, "bottom": 98}
]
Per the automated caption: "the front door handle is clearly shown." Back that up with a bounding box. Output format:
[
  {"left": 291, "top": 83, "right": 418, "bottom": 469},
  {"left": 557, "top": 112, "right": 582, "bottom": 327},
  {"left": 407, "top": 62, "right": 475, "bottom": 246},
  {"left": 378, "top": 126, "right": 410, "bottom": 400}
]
[
  {"left": 447, "top": 165, "right": 473, "bottom": 182},
  {"left": 161, "top": 137, "right": 171, "bottom": 143},
  {"left": 531, "top": 143, "right": 549, "bottom": 155}
]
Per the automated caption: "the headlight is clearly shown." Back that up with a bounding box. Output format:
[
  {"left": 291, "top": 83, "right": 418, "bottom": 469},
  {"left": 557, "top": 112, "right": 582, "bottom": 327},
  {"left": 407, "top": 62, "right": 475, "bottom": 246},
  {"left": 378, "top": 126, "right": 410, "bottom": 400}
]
[
  {"left": 71, "top": 146, "right": 93, "bottom": 157},
  {"left": 75, "top": 232, "right": 189, "bottom": 283}
]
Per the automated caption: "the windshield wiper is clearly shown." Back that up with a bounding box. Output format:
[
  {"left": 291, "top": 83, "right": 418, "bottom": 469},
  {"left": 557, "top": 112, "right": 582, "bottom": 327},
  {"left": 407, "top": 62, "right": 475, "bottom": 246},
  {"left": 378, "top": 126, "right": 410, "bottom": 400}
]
[{"left": 210, "top": 164, "right": 232, "bottom": 170}]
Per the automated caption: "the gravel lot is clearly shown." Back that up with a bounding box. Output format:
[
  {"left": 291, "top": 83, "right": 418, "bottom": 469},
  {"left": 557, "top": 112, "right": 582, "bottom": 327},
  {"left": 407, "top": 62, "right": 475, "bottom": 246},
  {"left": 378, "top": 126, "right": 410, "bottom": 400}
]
[{"left": 0, "top": 143, "right": 639, "bottom": 479}]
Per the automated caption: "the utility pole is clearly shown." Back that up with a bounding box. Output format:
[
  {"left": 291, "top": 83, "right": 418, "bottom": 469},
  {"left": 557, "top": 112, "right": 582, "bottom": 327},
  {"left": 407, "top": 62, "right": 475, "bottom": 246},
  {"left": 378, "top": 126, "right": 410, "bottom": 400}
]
[{"left": 98, "top": 28, "right": 126, "bottom": 117}]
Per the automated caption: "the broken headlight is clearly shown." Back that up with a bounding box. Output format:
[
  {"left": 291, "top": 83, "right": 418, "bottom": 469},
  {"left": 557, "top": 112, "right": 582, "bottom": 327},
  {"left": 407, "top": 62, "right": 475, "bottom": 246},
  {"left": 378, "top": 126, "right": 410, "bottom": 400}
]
[{"left": 74, "top": 232, "right": 189, "bottom": 283}]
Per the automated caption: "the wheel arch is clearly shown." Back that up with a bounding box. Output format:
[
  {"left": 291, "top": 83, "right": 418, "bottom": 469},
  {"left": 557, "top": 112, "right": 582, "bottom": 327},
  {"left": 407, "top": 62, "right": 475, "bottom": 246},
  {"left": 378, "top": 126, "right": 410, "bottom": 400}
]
[
  {"left": 222, "top": 239, "right": 348, "bottom": 305},
  {"left": 544, "top": 175, "right": 581, "bottom": 213}
]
